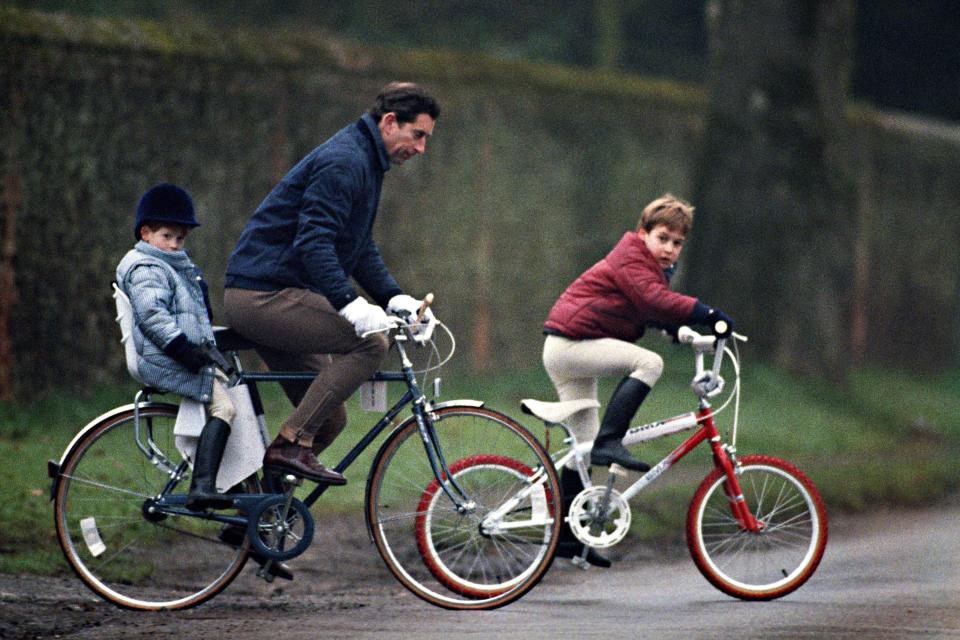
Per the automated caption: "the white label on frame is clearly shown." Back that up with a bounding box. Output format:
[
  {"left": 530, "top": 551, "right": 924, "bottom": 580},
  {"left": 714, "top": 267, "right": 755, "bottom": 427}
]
[
  {"left": 360, "top": 381, "right": 388, "bottom": 412},
  {"left": 80, "top": 517, "right": 107, "bottom": 557},
  {"left": 530, "top": 484, "right": 548, "bottom": 521}
]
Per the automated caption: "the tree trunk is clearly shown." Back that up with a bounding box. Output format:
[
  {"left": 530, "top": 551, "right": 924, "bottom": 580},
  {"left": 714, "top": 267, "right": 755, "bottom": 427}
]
[
  {"left": 594, "top": 0, "right": 625, "bottom": 71},
  {"left": 0, "top": 82, "right": 23, "bottom": 401},
  {"left": 688, "top": 0, "right": 857, "bottom": 380}
]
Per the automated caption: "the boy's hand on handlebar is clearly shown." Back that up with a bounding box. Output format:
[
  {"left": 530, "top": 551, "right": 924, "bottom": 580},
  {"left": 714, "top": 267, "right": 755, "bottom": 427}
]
[
  {"left": 339, "top": 297, "right": 399, "bottom": 336},
  {"left": 708, "top": 308, "right": 734, "bottom": 337},
  {"left": 691, "top": 301, "right": 734, "bottom": 337}
]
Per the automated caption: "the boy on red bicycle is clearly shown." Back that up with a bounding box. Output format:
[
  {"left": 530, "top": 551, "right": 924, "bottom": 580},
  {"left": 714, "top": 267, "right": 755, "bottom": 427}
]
[{"left": 542, "top": 193, "right": 733, "bottom": 566}]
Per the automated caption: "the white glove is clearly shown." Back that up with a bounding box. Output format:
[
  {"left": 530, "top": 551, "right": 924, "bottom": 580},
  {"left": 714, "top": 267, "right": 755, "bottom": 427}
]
[
  {"left": 339, "top": 297, "right": 397, "bottom": 336},
  {"left": 387, "top": 294, "right": 437, "bottom": 342}
]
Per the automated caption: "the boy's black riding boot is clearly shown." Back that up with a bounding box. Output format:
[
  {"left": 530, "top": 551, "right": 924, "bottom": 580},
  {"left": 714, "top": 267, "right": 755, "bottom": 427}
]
[
  {"left": 590, "top": 377, "right": 652, "bottom": 472},
  {"left": 554, "top": 467, "right": 611, "bottom": 568},
  {"left": 186, "top": 417, "right": 234, "bottom": 511}
]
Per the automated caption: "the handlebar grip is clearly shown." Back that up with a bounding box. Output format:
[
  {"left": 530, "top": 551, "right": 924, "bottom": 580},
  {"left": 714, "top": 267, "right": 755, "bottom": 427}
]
[
  {"left": 416, "top": 293, "right": 434, "bottom": 323},
  {"left": 676, "top": 326, "right": 698, "bottom": 344},
  {"left": 713, "top": 319, "right": 730, "bottom": 337},
  {"left": 677, "top": 326, "right": 717, "bottom": 350}
]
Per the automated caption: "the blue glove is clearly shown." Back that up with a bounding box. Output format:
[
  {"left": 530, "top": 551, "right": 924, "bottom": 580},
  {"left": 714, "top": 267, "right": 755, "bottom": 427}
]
[{"left": 690, "top": 301, "right": 734, "bottom": 337}]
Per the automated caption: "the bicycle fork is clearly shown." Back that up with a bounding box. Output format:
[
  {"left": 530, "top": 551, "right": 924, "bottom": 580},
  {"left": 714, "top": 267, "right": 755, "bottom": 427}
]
[
  {"left": 701, "top": 408, "right": 763, "bottom": 533},
  {"left": 412, "top": 400, "right": 477, "bottom": 514}
]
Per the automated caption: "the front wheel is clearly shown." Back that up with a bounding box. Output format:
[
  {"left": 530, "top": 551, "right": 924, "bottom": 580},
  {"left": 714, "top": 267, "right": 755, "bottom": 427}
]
[
  {"left": 686, "top": 454, "right": 828, "bottom": 600},
  {"left": 366, "top": 406, "right": 561, "bottom": 610},
  {"left": 52, "top": 404, "right": 258, "bottom": 611}
]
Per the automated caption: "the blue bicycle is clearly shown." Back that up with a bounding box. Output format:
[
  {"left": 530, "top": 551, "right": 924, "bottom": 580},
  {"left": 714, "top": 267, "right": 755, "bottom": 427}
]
[{"left": 49, "top": 300, "right": 562, "bottom": 611}]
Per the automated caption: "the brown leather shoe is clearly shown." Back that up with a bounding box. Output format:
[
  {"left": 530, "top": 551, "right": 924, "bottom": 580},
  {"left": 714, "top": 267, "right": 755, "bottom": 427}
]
[{"left": 263, "top": 440, "right": 347, "bottom": 485}]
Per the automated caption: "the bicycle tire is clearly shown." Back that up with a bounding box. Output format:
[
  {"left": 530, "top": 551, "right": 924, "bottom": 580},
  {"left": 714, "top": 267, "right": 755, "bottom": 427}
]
[
  {"left": 686, "top": 454, "right": 828, "bottom": 600},
  {"left": 53, "top": 403, "right": 257, "bottom": 611},
  {"left": 415, "top": 454, "right": 557, "bottom": 598},
  {"left": 366, "top": 406, "right": 561, "bottom": 610}
]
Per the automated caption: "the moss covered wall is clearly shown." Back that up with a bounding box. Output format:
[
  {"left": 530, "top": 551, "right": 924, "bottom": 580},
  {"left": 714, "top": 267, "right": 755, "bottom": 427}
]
[{"left": 1, "top": 7, "right": 957, "bottom": 397}]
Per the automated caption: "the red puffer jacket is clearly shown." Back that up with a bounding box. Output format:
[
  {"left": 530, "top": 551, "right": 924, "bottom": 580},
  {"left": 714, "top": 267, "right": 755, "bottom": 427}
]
[{"left": 544, "top": 232, "right": 698, "bottom": 342}]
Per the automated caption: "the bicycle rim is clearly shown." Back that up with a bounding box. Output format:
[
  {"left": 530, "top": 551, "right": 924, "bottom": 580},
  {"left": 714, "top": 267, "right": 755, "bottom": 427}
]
[
  {"left": 53, "top": 405, "right": 253, "bottom": 610},
  {"left": 686, "top": 455, "right": 828, "bottom": 600},
  {"left": 366, "top": 406, "right": 560, "bottom": 609}
]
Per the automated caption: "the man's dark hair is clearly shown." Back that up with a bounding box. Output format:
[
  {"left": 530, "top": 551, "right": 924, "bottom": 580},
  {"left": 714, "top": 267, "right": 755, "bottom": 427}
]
[{"left": 368, "top": 82, "right": 440, "bottom": 124}]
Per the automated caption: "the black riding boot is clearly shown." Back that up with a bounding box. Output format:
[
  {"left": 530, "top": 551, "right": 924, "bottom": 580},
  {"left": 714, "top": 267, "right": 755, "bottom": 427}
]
[
  {"left": 590, "top": 377, "right": 652, "bottom": 472},
  {"left": 554, "top": 466, "right": 611, "bottom": 568},
  {"left": 186, "top": 417, "right": 234, "bottom": 511}
]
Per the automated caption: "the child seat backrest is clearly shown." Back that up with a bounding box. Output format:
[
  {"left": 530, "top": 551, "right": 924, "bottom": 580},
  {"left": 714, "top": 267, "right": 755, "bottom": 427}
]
[{"left": 112, "top": 283, "right": 145, "bottom": 384}]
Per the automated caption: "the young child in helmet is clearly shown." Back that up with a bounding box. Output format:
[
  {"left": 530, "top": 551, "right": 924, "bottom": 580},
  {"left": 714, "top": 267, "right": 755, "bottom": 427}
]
[
  {"left": 542, "top": 193, "right": 734, "bottom": 567},
  {"left": 115, "top": 183, "right": 235, "bottom": 512}
]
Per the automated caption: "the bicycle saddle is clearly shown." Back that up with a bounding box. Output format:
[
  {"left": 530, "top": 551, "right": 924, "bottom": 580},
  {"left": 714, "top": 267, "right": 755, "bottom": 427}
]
[{"left": 520, "top": 398, "right": 600, "bottom": 424}]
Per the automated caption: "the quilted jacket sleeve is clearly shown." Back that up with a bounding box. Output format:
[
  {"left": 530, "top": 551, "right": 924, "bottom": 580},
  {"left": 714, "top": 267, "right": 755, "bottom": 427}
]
[
  {"left": 608, "top": 235, "right": 696, "bottom": 325},
  {"left": 123, "top": 263, "right": 184, "bottom": 350}
]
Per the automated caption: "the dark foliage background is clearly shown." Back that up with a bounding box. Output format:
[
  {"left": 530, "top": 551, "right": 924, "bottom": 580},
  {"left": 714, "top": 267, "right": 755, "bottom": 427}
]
[{"left": 7, "top": 0, "right": 959, "bottom": 123}]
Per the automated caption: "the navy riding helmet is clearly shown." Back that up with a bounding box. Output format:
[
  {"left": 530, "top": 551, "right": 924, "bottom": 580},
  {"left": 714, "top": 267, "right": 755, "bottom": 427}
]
[{"left": 134, "top": 183, "right": 199, "bottom": 240}]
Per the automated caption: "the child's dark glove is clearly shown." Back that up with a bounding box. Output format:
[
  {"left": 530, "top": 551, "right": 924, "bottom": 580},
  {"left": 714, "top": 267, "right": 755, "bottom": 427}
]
[
  {"left": 690, "top": 301, "right": 735, "bottom": 337},
  {"left": 164, "top": 334, "right": 212, "bottom": 373}
]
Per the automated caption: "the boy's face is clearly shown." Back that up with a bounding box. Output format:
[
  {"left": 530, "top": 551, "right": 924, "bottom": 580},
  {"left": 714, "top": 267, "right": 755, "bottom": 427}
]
[
  {"left": 638, "top": 224, "right": 686, "bottom": 269},
  {"left": 141, "top": 225, "right": 189, "bottom": 252}
]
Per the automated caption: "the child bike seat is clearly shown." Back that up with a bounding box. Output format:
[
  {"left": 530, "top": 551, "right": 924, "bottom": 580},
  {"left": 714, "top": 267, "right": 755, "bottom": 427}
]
[{"left": 112, "top": 283, "right": 145, "bottom": 385}]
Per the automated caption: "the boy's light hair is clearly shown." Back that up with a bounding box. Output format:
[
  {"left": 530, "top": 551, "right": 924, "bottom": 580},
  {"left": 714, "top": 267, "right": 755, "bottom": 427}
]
[{"left": 637, "top": 193, "right": 694, "bottom": 235}]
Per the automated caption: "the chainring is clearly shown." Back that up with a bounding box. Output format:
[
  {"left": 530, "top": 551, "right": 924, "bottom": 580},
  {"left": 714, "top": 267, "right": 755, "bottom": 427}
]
[
  {"left": 246, "top": 494, "right": 315, "bottom": 561},
  {"left": 567, "top": 486, "right": 631, "bottom": 548}
]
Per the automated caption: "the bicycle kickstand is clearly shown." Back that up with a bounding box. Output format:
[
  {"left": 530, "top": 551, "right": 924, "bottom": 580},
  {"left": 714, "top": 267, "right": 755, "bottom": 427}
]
[{"left": 255, "top": 473, "right": 302, "bottom": 582}]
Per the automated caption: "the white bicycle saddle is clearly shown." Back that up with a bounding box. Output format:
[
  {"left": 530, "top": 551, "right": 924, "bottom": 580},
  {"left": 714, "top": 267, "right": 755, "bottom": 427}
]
[{"left": 520, "top": 398, "right": 600, "bottom": 424}]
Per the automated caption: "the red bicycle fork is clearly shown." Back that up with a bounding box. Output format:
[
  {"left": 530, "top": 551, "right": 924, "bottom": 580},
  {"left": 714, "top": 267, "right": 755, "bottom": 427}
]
[{"left": 697, "top": 407, "right": 763, "bottom": 533}]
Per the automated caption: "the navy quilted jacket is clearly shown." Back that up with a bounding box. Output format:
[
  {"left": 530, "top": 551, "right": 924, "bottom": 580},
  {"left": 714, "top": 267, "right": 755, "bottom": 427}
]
[{"left": 225, "top": 113, "right": 402, "bottom": 310}]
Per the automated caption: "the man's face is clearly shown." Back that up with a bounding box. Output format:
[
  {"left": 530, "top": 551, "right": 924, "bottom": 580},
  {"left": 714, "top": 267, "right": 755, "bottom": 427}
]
[
  {"left": 380, "top": 112, "right": 435, "bottom": 165},
  {"left": 638, "top": 224, "right": 686, "bottom": 269}
]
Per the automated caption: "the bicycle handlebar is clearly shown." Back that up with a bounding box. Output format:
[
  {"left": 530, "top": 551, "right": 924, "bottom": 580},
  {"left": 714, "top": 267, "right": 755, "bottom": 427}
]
[{"left": 676, "top": 326, "right": 748, "bottom": 400}]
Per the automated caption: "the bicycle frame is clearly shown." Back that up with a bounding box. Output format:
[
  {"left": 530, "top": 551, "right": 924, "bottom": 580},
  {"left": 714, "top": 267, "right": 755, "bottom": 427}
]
[
  {"left": 551, "top": 408, "right": 760, "bottom": 533},
  {"left": 48, "top": 326, "right": 478, "bottom": 528},
  {"left": 234, "top": 331, "right": 475, "bottom": 511}
]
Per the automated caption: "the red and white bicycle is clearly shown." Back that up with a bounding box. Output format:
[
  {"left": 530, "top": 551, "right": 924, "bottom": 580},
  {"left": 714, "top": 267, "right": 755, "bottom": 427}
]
[{"left": 418, "top": 325, "right": 827, "bottom": 601}]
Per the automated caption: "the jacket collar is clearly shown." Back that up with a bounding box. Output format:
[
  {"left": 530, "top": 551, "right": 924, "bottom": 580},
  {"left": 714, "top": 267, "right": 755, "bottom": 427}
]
[
  {"left": 359, "top": 113, "right": 391, "bottom": 173},
  {"left": 135, "top": 241, "right": 194, "bottom": 269},
  {"left": 622, "top": 231, "right": 671, "bottom": 282}
]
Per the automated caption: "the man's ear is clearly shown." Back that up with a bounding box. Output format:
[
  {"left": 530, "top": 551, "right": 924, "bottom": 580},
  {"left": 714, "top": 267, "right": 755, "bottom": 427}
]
[{"left": 379, "top": 111, "right": 398, "bottom": 134}]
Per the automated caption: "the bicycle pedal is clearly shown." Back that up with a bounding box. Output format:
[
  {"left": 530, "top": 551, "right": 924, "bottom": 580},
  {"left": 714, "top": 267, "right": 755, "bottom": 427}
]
[
  {"left": 256, "top": 565, "right": 277, "bottom": 583},
  {"left": 570, "top": 555, "right": 590, "bottom": 570},
  {"left": 608, "top": 463, "right": 630, "bottom": 478}
]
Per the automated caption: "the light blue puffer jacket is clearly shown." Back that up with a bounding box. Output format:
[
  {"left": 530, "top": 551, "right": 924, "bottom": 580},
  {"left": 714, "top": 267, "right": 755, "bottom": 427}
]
[{"left": 115, "top": 241, "right": 215, "bottom": 402}]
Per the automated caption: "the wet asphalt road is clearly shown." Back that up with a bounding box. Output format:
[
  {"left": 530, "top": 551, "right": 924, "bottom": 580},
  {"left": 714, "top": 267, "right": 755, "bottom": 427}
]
[{"left": 3, "top": 504, "right": 958, "bottom": 639}]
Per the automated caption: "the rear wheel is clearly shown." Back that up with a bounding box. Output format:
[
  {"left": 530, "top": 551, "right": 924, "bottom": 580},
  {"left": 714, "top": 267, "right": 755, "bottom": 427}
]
[
  {"left": 686, "top": 455, "right": 828, "bottom": 600},
  {"left": 53, "top": 404, "right": 257, "bottom": 610},
  {"left": 366, "top": 406, "right": 560, "bottom": 609}
]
